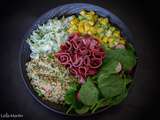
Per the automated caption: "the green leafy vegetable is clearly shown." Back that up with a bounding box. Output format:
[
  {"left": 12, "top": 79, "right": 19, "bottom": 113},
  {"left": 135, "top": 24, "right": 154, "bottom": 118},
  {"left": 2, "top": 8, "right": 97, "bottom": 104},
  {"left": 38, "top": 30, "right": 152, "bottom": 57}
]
[
  {"left": 91, "top": 80, "right": 129, "bottom": 113},
  {"left": 66, "top": 105, "right": 73, "bottom": 114},
  {"left": 64, "top": 83, "right": 78, "bottom": 105},
  {"left": 102, "top": 45, "right": 136, "bottom": 71},
  {"left": 35, "top": 88, "right": 43, "bottom": 97},
  {"left": 127, "top": 43, "right": 136, "bottom": 53},
  {"left": 80, "top": 80, "right": 99, "bottom": 106},
  {"left": 99, "top": 60, "right": 120, "bottom": 76},
  {"left": 106, "top": 78, "right": 128, "bottom": 106},
  {"left": 75, "top": 106, "right": 90, "bottom": 114},
  {"left": 91, "top": 98, "right": 109, "bottom": 113},
  {"left": 107, "top": 89, "right": 128, "bottom": 106},
  {"left": 98, "top": 74, "right": 125, "bottom": 98},
  {"left": 65, "top": 83, "right": 83, "bottom": 114},
  {"left": 107, "top": 48, "right": 136, "bottom": 70},
  {"left": 47, "top": 54, "right": 53, "bottom": 61}
]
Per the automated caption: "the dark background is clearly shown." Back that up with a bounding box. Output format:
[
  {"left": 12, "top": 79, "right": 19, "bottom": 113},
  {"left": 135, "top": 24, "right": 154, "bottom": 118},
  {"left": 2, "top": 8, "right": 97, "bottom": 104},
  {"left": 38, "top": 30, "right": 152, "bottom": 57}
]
[{"left": 0, "top": 0, "right": 160, "bottom": 120}]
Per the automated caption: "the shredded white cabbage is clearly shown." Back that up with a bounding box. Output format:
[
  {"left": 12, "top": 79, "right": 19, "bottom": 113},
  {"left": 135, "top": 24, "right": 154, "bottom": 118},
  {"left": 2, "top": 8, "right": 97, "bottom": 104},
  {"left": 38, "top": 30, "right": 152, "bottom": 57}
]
[{"left": 27, "top": 17, "right": 73, "bottom": 59}]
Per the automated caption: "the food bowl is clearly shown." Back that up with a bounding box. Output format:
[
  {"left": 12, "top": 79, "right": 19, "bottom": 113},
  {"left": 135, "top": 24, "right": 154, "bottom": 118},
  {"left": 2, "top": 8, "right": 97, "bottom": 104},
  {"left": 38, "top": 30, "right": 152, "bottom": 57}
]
[{"left": 19, "top": 3, "right": 135, "bottom": 116}]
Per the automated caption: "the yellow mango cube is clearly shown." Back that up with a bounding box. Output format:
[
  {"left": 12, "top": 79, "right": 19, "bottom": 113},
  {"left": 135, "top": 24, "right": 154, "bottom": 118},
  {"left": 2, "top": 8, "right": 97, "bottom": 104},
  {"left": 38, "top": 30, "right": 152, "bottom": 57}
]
[
  {"left": 80, "top": 10, "right": 86, "bottom": 16},
  {"left": 89, "top": 11, "right": 95, "bottom": 15},
  {"left": 84, "top": 23, "right": 91, "bottom": 32},
  {"left": 97, "top": 28, "right": 104, "bottom": 33},
  {"left": 78, "top": 22, "right": 84, "bottom": 33},
  {"left": 88, "top": 21, "right": 94, "bottom": 26},
  {"left": 108, "top": 37, "right": 114, "bottom": 43},
  {"left": 102, "top": 37, "right": 108, "bottom": 43},
  {"left": 113, "top": 31, "right": 120, "bottom": 37},
  {"left": 101, "top": 18, "right": 109, "bottom": 25},
  {"left": 119, "top": 39, "right": 126, "bottom": 45},
  {"left": 89, "top": 27, "right": 96, "bottom": 34},
  {"left": 71, "top": 18, "right": 79, "bottom": 25}
]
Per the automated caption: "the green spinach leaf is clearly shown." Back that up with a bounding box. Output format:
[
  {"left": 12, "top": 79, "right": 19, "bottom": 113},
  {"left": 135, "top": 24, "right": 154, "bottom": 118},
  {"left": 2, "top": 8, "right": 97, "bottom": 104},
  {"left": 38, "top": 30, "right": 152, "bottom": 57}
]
[
  {"left": 91, "top": 98, "right": 109, "bottom": 113},
  {"left": 107, "top": 89, "right": 128, "bottom": 106},
  {"left": 75, "top": 106, "right": 90, "bottom": 114},
  {"left": 127, "top": 43, "right": 136, "bottom": 53},
  {"left": 98, "top": 74, "right": 124, "bottom": 98},
  {"left": 99, "top": 60, "right": 120, "bottom": 76},
  {"left": 107, "top": 48, "right": 136, "bottom": 70},
  {"left": 102, "top": 45, "right": 136, "bottom": 71},
  {"left": 80, "top": 80, "right": 99, "bottom": 106}
]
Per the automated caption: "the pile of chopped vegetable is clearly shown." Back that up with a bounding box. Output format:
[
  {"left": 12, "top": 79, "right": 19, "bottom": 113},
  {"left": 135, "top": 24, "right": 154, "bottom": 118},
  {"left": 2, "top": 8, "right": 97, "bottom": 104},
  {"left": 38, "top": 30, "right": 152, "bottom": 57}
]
[
  {"left": 68, "top": 10, "right": 126, "bottom": 47},
  {"left": 26, "top": 10, "right": 137, "bottom": 115},
  {"left": 27, "top": 17, "right": 72, "bottom": 59}
]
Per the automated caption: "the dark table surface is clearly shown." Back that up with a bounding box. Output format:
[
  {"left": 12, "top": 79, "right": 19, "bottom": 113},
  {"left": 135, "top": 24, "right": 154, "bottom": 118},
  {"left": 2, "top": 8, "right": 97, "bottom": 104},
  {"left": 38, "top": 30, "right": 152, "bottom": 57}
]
[{"left": 0, "top": 0, "right": 160, "bottom": 120}]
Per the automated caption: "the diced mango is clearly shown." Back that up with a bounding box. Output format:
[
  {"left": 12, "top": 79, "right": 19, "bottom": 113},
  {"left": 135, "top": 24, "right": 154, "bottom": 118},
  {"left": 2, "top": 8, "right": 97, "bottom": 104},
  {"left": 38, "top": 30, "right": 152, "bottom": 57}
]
[
  {"left": 89, "top": 11, "right": 95, "bottom": 15},
  {"left": 88, "top": 20, "right": 94, "bottom": 26},
  {"left": 78, "top": 22, "right": 84, "bottom": 33},
  {"left": 119, "top": 39, "right": 126, "bottom": 45},
  {"left": 113, "top": 31, "right": 120, "bottom": 37},
  {"left": 102, "top": 37, "right": 108, "bottom": 43},
  {"left": 67, "top": 10, "right": 127, "bottom": 48},
  {"left": 80, "top": 10, "right": 86, "bottom": 16},
  {"left": 110, "top": 26, "right": 116, "bottom": 32},
  {"left": 89, "top": 27, "right": 96, "bottom": 34},
  {"left": 86, "top": 14, "right": 93, "bottom": 20},
  {"left": 99, "top": 18, "right": 109, "bottom": 25},
  {"left": 108, "top": 37, "right": 114, "bottom": 43},
  {"left": 84, "top": 23, "right": 91, "bottom": 32},
  {"left": 71, "top": 18, "right": 79, "bottom": 25},
  {"left": 97, "top": 28, "right": 104, "bottom": 33}
]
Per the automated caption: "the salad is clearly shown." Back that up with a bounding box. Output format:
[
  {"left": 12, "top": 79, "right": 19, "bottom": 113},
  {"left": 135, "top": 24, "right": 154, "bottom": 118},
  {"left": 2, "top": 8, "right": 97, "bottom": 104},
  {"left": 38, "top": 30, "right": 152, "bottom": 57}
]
[{"left": 26, "top": 10, "right": 137, "bottom": 114}]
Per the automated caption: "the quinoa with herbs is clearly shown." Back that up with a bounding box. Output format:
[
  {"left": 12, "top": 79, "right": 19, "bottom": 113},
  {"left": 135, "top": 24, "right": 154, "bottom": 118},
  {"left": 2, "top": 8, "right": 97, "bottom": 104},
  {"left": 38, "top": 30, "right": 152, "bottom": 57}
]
[{"left": 26, "top": 54, "right": 78, "bottom": 104}]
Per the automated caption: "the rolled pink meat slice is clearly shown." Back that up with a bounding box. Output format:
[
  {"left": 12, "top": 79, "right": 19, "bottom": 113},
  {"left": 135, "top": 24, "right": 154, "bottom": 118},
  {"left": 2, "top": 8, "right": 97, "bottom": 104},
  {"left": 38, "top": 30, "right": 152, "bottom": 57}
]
[
  {"left": 89, "top": 58, "right": 102, "bottom": 68},
  {"left": 55, "top": 52, "right": 71, "bottom": 65},
  {"left": 55, "top": 33, "right": 106, "bottom": 83}
]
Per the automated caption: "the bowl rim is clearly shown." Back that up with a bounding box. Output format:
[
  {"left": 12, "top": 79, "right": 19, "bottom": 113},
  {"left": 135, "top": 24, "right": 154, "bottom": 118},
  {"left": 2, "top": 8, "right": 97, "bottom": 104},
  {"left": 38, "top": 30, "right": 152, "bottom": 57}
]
[{"left": 19, "top": 3, "right": 135, "bottom": 117}]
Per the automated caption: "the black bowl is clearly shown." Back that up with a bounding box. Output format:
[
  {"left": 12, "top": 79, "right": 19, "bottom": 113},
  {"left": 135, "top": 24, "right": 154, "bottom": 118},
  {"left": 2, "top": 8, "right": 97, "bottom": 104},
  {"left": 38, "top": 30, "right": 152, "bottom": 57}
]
[{"left": 19, "top": 3, "right": 134, "bottom": 117}]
